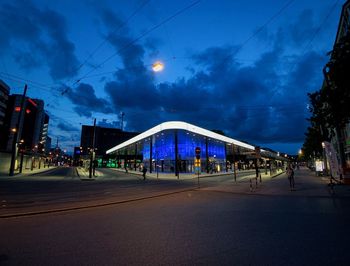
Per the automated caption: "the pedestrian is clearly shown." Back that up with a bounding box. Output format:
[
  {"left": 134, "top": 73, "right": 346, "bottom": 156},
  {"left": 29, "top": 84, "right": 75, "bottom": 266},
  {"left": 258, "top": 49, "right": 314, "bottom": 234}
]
[
  {"left": 287, "top": 165, "right": 295, "bottom": 191},
  {"left": 142, "top": 166, "right": 147, "bottom": 180},
  {"left": 93, "top": 159, "right": 98, "bottom": 176}
]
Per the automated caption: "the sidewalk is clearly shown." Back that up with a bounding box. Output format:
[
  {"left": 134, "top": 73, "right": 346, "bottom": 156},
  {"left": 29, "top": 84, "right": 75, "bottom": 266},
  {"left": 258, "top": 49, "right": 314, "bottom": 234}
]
[
  {"left": 0, "top": 165, "right": 58, "bottom": 178},
  {"left": 106, "top": 167, "right": 284, "bottom": 181},
  {"left": 200, "top": 167, "right": 350, "bottom": 198}
]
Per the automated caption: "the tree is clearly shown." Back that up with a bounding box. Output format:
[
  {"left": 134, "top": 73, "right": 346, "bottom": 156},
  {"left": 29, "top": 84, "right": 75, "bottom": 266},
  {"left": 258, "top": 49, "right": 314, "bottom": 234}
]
[
  {"left": 302, "top": 125, "right": 323, "bottom": 162},
  {"left": 323, "top": 31, "right": 350, "bottom": 129}
]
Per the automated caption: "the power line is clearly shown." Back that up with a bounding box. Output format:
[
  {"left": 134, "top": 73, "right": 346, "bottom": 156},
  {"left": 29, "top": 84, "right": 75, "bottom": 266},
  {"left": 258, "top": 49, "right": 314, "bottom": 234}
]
[
  {"left": 287, "top": 0, "right": 341, "bottom": 75},
  {"left": 234, "top": 0, "right": 296, "bottom": 56},
  {"left": 0, "top": 72, "right": 58, "bottom": 94},
  {"left": 0, "top": 72, "right": 51, "bottom": 89},
  {"left": 214, "top": 0, "right": 295, "bottom": 69},
  {"left": 73, "top": 0, "right": 201, "bottom": 86},
  {"left": 301, "top": 0, "right": 341, "bottom": 54},
  {"left": 78, "top": 1, "right": 296, "bottom": 81},
  {"left": 44, "top": 0, "right": 152, "bottom": 105},
  {"left": 79, "top": 56, "right": 300, "bottom": 81},
  {"left": 70, "top": 0, "right": 151, "bottom": 81}
]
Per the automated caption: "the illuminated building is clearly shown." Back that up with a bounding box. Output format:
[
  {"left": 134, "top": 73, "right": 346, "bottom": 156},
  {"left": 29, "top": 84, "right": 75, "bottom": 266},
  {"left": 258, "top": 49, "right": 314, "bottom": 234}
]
[
  {"left": 0, "top": 80, "right": 10, "bottom": 151},
  {"left": 4, "top": 95, "right": 50, "bottom": 153},
  {"left": 106, "top": 121, "right": 287, "bottom": 175}
]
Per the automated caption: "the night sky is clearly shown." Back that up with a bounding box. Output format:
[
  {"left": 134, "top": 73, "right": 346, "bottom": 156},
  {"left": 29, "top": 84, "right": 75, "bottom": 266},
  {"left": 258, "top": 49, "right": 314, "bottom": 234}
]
[{"left": 0, "top": 0, "right": 344, "bottom": 154}]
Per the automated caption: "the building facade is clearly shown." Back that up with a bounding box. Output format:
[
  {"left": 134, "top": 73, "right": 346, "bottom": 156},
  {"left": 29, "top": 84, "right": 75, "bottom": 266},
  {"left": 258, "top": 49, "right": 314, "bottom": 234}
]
[
  {"left": 0, "top": 80, "right": 10, "bottom": 151},
  {"left": 323, "top": 0, "right": 350, "bottom": 177},
  {"left": 80, "top": 125, "right": 140, "bottom": 157},
  {"left": 4, "top": 95, "right": 49, "bottom": 154},
  {"left": 106, "top": 121, "right": 287, "bottom": 175}
]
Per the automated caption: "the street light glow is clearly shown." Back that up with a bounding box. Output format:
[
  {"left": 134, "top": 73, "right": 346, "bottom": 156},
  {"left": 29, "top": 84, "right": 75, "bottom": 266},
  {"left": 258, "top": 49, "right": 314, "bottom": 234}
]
[{"left": 152, "top": 61, "right": 164, "bottom": 72}]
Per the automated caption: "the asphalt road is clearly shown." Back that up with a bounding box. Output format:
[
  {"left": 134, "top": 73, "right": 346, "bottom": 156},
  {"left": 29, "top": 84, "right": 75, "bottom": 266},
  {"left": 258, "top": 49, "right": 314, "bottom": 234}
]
[
  {"left": 1, "top": 190, "right": 350, "bottom": 265},
  {"left": 0, "top": 167, "right": 260, "bottom": 216}
]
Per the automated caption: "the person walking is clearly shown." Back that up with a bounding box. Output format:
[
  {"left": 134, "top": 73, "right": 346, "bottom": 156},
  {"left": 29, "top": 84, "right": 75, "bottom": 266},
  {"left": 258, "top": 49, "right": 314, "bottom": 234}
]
[
  {"left": 142, "top": 166, "right": 147, "bottom": 180},
  {"left": 287, "top": 165, "right": 295, "bottom": 191}
]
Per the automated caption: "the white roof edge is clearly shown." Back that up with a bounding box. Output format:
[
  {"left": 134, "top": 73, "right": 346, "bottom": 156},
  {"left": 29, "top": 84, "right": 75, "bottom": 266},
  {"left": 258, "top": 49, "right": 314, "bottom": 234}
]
[{"left": 106, "top": 121, "right": 255, "bottom": 154}]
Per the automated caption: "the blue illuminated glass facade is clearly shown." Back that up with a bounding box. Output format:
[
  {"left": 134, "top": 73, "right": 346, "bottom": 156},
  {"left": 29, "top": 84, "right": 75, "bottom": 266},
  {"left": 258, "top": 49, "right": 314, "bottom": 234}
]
[
  {"left": 108, "top": 122, "right": 289, "bottom": 175},
  {"left": 113, "top": 129, "right": 230, "bottom": 174}
]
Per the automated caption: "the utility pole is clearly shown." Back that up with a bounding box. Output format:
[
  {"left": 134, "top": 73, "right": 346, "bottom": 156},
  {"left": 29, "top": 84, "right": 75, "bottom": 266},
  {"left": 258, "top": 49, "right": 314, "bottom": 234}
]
[
  {"left": 120, "top": 112, "right": 125, "bottom": 131},
  {"left": 9, "top": 84, "right": 27, "bottom": 176},
  {"left": 89, "top": 118, "right": 96, "bottom": 178},
  {"left": 232, "top": 143, "right": 237, "bottom": 182}
]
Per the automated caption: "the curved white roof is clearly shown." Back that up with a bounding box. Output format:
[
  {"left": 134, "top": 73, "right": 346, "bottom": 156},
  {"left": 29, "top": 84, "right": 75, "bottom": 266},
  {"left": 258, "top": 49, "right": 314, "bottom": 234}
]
[{"left": 106, "top": 121, "right": 255, "bottom": 154}]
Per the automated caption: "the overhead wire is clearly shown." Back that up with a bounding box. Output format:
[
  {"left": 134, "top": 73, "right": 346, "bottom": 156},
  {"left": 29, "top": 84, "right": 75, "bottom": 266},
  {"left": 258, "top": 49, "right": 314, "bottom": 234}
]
[
  {"left": 72, "top": 0, "right": 201, "bottom": 87},
  {"left": 287, "top": 0, "right": 341, "bottom": 74},
  {"left": 209, "top": 0, "right": 296, "bottom": 71},
  {"left": 0, "top": 71, "right": 55, "bottom": 91},
  {"left": 66, "top": 0, "right": 152, "bottom": 84},
  {"left": 44, "top": 0, "right": 152, "bottom": 109},
  {"left": 78, "top": 0, "right": 295, "bottom": 81}
]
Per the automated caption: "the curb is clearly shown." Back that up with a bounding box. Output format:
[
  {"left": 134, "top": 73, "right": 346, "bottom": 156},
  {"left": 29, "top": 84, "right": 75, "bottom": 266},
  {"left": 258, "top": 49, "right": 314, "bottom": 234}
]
[
  {"left": 13, "top": 167, "right": 58, "bottom": 177},
  {"left": 271, "top": 171, "right": 286, "bottom": 178}
]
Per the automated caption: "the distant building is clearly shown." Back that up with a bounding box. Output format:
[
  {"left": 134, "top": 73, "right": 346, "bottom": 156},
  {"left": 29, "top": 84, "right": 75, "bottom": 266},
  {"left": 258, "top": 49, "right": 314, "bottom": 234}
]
[
  {"left": 4, "top": 95, "right": 50, "bottom": 154},
  {"left": 39, "top": 113, "right": 50, "bottom": 153},
  {"left": 80, "top": 125, "right": 139, "bottom": 157},
  {"left": 0, "top": 80, "right": 10, "bottom": 151},
  {"left": 45, "top": 136, "right": 52, "bottom": 153}
]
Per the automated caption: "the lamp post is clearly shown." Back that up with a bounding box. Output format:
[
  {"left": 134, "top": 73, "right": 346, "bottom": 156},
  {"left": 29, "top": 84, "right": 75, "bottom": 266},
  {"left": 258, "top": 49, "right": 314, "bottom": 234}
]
[
  {"left": 321, "top": 142, "right": 328, "bottom": 175},
  {"left": 19, "top": 139, "right": 25, "bottom": 173},
  {"left": 89, "top": 118, "right": 96, "bottom": 179}
]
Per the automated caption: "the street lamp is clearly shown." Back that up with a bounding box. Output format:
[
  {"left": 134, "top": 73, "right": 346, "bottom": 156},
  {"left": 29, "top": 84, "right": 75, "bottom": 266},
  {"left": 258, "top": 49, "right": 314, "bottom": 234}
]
[{"left": 321, "top": 142, "right": 328, "bottom": 175}]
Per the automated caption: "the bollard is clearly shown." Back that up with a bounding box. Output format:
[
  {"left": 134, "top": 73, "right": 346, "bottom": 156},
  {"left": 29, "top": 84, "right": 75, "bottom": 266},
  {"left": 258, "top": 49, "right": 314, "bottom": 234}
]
[
  {"left": 255, "top": 177, "right": 258, "bottom": 188},
  {"left": 250, "top": 178, "right": 253, "bottom": 192},
  {"left": 259, "top": 173, "right": 262, "bottom": 183}
]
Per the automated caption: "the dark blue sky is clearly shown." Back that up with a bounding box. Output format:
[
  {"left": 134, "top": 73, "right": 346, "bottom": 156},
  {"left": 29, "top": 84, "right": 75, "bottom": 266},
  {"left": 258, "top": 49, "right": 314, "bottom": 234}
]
[{"left": 0, "top": 0, "right": 344, "bottom": 154}]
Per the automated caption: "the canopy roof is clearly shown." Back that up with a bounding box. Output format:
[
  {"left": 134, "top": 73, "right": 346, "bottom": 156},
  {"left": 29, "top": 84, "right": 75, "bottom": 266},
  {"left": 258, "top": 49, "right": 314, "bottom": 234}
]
[{"left": 106, "top": 121, "right": 255, "bottom": 154}]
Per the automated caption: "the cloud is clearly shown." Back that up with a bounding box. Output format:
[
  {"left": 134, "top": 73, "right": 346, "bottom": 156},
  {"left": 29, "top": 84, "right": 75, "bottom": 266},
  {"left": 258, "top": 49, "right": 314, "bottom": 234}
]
[
  {"left": 13, "top": 51, "right": 42, "bottom": 70},
  {"left": 97, "top": 119, "right": 119, "bottom": 128},
  {"left": 57, "top": 122, "right": 79, "bottom": 132},
  {"left": 289, "top": 9, "right": 318, "bottom": 46},
  {"left": 0, "top": 0, "right": 79, "bottom": 80},
  {"left": 63, "top": 7, "right": 326, "bottom": 148},
  {"left": 65, "top": 83, "right": 113, "bottom": 117},
  {"left": 97, "top": 8, "right": 160, "bottom": 113}
]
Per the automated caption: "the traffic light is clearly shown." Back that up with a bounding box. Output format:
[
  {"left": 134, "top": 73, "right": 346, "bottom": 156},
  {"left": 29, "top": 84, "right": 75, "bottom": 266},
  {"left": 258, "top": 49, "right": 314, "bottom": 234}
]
[{"left": 195, "top": 147, "right": 201, "bottom": 160}]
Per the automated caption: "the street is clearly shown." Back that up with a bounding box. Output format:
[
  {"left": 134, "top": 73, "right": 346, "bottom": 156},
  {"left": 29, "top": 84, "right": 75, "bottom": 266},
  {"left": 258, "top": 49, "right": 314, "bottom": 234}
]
[
  {"left": 0, "top": 167, "right": 262, "bottom": 216},
  {"left": 1, "top": 189, "right": 350, "bottom": 265},
  {"left": 1, "top": 167, "right": 350, "bottom": 265}
]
